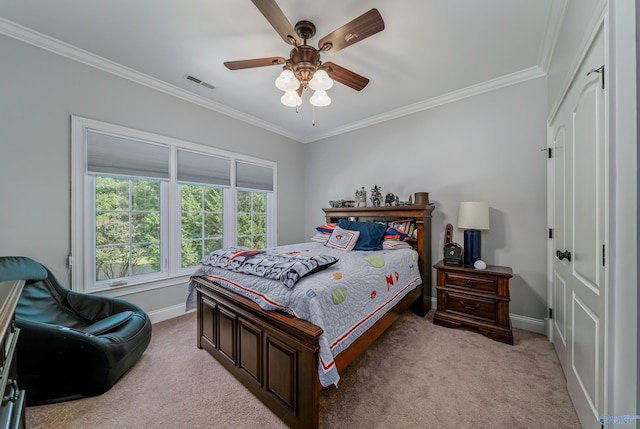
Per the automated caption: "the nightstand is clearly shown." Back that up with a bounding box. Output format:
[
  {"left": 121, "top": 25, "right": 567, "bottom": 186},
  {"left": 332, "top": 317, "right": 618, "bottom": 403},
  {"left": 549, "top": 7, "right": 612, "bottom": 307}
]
[{"left": 433, "top": 260, "right": 513, "bottom": 345}]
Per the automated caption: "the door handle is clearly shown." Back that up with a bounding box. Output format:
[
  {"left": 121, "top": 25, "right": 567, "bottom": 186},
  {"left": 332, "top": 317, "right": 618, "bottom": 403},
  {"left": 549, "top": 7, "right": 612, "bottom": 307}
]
[{"left": 556, "top": 250, "right": 571, "bottom": 261}]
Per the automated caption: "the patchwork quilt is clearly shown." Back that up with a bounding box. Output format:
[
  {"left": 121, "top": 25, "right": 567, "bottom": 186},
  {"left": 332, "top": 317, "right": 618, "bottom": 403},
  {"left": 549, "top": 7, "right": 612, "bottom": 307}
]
[{"left": 186, "top": 242, "right": 421, "bottom": 387}]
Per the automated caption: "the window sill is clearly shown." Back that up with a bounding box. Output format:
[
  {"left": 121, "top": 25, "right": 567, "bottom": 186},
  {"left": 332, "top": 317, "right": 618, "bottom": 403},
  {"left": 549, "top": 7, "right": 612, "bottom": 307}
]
[{"left": 89, "top": 274, "right": 192, "bottom": 298}]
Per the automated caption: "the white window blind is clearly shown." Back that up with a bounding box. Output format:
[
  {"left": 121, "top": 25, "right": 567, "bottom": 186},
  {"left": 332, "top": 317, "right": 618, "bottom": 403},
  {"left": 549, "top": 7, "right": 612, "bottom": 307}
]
[
  {"left": 177, "top": 150, "right": 231, "bottom": 186},
  {"left": 236, "top": 161, "right": 273, "bottom": 191},
  {"left": 86, "top": 130, "right": 170, "bottom": 180}
]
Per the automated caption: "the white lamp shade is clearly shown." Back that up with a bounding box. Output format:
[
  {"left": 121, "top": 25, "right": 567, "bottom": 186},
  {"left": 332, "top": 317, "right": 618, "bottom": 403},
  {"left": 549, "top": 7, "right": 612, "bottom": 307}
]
[
  {"left": 275, "top": 70, "right": 300, "bottom": 91},
  {"left": 280, "top": 90, "right": 302, "bottom": 107},
  {"left": 457, "top": 201, "right": 490, "bottom": 230},
  {"left": 309, "top": 69, "right": 334, "bottom": 91},
  {"left": 309, "top": 90, "right": 331, "bottom": 107}
]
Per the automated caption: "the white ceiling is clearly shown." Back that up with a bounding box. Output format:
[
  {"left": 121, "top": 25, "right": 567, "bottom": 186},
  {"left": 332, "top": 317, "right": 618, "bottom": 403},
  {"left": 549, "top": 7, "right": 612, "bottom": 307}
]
[{"left": 0, "top": 0, "right": 559, "bottom": 143}]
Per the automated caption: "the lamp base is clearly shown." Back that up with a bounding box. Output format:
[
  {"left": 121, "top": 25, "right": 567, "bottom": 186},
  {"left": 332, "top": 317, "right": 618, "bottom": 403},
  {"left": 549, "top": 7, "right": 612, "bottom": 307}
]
[{"left": 463, "top": 230, "right": 481, "bottom": 266}]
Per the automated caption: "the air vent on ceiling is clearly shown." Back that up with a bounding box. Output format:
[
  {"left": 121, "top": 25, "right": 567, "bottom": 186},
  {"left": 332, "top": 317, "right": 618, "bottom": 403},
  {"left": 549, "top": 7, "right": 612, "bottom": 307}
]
[{"left": 184, "top": 74, "right": 215, "bottom": 90}]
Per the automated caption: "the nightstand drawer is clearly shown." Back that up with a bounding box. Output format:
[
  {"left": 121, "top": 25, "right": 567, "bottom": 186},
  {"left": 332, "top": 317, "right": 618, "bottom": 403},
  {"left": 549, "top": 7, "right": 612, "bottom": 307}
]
[
  {"left": 444, "top": 272, "right": 498, "bottom": 295},
  {"left": 442, "top": 291, "right": 497, "bottom": 323}
]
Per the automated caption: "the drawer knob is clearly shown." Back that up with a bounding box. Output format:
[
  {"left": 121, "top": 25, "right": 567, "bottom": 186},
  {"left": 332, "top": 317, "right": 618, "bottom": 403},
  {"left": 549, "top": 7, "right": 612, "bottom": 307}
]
[
  {"left": 460, "top": 300, "right": 480, "bottom": 311},
  {"left": 466, "top": 280, "right": 473, "bottom": 288}
]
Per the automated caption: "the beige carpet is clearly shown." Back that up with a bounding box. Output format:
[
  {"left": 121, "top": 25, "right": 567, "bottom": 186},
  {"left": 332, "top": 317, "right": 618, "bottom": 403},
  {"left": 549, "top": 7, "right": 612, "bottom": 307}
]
[{"left": 26, "top": 310, "right": 581, "bottom": 429}]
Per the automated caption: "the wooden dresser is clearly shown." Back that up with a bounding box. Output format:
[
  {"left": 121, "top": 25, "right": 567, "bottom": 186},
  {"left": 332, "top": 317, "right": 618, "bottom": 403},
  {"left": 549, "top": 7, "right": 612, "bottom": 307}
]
[
  {"left": 0, "top": 280, "right": 26, "bottom": 429},
  {"left": 433, "top": 261, "right": 513, "bottom": 345}
]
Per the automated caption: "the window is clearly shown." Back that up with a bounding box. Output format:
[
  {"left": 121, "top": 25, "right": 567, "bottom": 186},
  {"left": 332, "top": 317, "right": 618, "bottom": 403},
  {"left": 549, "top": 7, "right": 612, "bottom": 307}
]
[
  {"left": 180, "top": 184, "right": 223, "bottom": 268},
  {"left": 236, "top": 160, "right": 274, "bottom": 249},
  {"left": 237, "top": 190, "right": 268, "bottom": 248},
  {"left": 72, "top": 116, "right": 276, "bottom": 294},
  {"left": 95, "top": 177, "right": 162, "bottom": 281}
]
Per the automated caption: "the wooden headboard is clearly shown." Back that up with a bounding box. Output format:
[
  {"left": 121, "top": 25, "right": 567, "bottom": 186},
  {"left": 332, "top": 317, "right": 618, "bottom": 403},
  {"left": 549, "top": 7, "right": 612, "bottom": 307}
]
[{"left": 322, "top": 204, "right": 435, "bottom": 316}]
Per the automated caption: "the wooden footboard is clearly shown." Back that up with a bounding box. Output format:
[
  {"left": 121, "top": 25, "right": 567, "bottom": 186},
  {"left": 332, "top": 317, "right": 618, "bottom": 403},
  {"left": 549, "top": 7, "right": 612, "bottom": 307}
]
[
  {"left": 194, "top": 276, "right": 322, "bottom": 428},
  {"left": 194, "top": 276, "right": 421, "bottom": 429}
]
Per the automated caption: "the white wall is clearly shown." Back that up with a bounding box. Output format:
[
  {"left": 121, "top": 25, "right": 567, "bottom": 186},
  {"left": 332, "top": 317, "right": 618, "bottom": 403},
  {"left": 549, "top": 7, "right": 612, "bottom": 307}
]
[
  {"left": 0, "top": 34, "right": 306, "bottom": 314},
  {"left": 547, "top": 0, "right": 606, "bottom": 117},
  {"left": 546, "top": 0, "right": 638, "bottom": 419},
  {"left": 304, "top": 77, "right": 549, "bottom": 320}
]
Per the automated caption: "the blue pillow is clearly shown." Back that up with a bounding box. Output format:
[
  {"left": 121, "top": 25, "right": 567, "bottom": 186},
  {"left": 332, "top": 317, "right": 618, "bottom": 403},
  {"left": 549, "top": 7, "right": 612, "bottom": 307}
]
[{"left": 337, "top": 220, "right": 386, "bottom": 250}]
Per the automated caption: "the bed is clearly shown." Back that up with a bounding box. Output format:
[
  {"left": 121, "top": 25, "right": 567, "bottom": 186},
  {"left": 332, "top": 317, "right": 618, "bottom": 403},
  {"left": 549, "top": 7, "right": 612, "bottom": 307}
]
[{"left": 188, "top": 205, "right": 434, "bottom": 428}]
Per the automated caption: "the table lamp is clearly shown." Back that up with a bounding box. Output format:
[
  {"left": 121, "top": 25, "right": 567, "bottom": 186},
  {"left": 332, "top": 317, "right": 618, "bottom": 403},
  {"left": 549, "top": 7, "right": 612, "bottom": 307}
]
[{"left": 457, "top": 201, "right": 490, "bottom": 266}]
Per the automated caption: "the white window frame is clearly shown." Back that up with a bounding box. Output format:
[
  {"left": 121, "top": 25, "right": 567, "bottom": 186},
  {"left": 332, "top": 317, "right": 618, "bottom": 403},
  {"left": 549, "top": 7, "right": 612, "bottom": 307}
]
[{"left": 71, "top": 116, "right": 277, "bottom": 295}]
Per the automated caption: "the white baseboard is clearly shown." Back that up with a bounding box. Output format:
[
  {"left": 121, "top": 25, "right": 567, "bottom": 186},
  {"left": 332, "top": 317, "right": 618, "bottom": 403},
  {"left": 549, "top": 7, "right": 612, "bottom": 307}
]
[
  {"left": 148, "top": 303, "right": 194, "bottom": 324},
  {"left": 510, "top": 313, "right": 546, "bottom": 335}
]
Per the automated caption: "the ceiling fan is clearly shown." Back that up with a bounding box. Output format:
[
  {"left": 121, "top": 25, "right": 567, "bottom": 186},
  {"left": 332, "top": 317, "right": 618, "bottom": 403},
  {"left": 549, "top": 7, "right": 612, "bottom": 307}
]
[{"left": 224, "top": 0, "right": 385, "bottom": 107}]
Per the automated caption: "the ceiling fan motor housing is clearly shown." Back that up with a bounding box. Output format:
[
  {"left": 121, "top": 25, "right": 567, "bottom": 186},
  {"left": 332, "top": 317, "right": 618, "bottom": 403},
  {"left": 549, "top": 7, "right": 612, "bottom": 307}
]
[
  {"left": 294, "top": 20, "right": 316, "bottom": 40},
  {"left": 288, "top": 45, "right": 322, "bottom": 87}
]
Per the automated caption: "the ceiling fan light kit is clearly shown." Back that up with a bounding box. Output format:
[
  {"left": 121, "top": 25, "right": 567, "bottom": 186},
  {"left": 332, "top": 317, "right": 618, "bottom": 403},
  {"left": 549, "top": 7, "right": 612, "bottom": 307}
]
[
  {"left": 281, "top": 90, "right": 302, "bottom": 107},
  {"left": 309, "top": 89, "right": 331, "bottom": 107},
  {"left": 275, "top": 67, "right": 333, "bottom": 107},
  {"left": 225, "top": 0, "right": 385, "bottom": 112},
  {"left": 308, "top": 69, "right": 333, "bottom": 91},
  {"left": 274, "top": 69, "right": 300, "bottom": 91}
]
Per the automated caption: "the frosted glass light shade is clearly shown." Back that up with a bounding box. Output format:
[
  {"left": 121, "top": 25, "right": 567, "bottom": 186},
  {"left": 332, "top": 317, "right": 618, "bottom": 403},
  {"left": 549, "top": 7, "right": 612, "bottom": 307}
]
[
  {"left": 280, "top": 90, "right": 302, "bottom": 107},
  {"left": 309, "top": 70, "right": 334, "bottom": 91},
  {"left": 457, "top": 201, "right": 490, "bottom": 230},
  {"left": 309, "top": 90, "right": 331, "bottom": 107},
  {"left": 275, "top": 70, "right": 300, "bottom": 91}
]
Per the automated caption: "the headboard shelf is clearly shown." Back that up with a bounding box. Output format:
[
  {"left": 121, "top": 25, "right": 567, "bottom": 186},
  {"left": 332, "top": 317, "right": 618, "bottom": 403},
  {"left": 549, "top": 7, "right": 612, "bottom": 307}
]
[{"left": 323, "top": 204, "right": 435, "bottom": 316}]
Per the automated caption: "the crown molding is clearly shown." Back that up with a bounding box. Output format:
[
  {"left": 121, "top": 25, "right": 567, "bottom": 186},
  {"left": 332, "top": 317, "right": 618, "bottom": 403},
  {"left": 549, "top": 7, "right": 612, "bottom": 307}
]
[
  {"left": 1, "top": 17, "right": 546, "bottom": 145},
  {"left": 304, "top": 66, "right": 546, "bottom": 143},
  {"left": 537, "top": 0, "right": 569, "bottom": 73},
  {"left": 0, "top": 17, "right": 302, "bottom": 142}
]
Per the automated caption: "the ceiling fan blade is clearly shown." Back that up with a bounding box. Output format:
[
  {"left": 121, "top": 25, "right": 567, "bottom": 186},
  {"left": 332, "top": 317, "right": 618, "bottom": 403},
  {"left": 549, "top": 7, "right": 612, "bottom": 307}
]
[
  {"left": 318, "top": 8, "right": 385, "bottom": 53},
  {"left": 224, "top": 57, "right": 286, "bottom": 70},
  {"left": 323, "top": 62, "right": 369, "bottom": 91},
  {"left": 251, "top": 0, "right": 301, "bottom": 46}
]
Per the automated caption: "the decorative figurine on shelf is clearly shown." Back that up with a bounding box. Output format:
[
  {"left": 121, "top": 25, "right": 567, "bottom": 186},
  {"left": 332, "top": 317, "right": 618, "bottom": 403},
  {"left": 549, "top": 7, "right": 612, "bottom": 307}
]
[
  {"left": 329, "top": 200, "right": 356, "bottom": 208},
  {"left": 385, "top": 193, "right": 396, "bottom": 206},
  {"left": 408, "top": 195, "right": 413, "bottom": 205},
  {"left": 395, "top": 195, "right": 400, "bottom": 206},
  {"left": 355, "top": 187, "right": 367, "bottom": 207},
  {"left": 370, "top": 185, "right": 382, "bottom": 207}
]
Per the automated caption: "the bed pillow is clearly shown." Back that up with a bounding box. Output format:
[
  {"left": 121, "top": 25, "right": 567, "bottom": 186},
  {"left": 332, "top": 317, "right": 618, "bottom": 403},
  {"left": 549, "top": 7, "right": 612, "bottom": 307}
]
[
  {"left": 384, "top": 227, "right": 411, "bottom": 242},
  {"left": 337, "top": 219, "right": 386, "bottom": 251},
  {"left": 315, "top": 223, "right": 337, "bottom": 234},
  {"left": 382, "top": 240, "right": 414, "bottom": 250},
  {"left": 311, "top": 232, "right": 331, "bottom": 243},
  {"left": 325, "top": 226, "right": 360, "bottom": 251}
]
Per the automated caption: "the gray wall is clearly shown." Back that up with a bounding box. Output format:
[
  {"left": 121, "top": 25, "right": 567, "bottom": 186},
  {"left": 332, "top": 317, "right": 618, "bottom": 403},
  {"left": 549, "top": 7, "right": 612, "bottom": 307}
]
[
  {"left": 304, "top": 77, "right": 548, "bottom": 320},
  {"left": 0, "top": 34, "right": 306, "bottom": 313}
]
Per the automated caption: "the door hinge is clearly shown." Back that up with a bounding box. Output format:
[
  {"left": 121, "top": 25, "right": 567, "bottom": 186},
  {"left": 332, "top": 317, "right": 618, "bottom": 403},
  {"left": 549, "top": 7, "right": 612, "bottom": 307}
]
[
  {"left": 602, "top": 244, "right": 605, "bottom": 267},
  {"left": 548, "top": 308, "right": 553, "bottom": 319},
  {"left": 548, "top": 147, "right": 552, "bottom": 159},
  {"left": 548, "top": 228, "right": 553, "bottom": 239}
]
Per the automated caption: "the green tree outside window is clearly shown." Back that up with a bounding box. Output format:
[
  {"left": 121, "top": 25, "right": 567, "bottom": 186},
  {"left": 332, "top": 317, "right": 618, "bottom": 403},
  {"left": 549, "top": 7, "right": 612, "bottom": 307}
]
[{"left": 237, "top": 190, "right": 267, "bottom": 249}]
